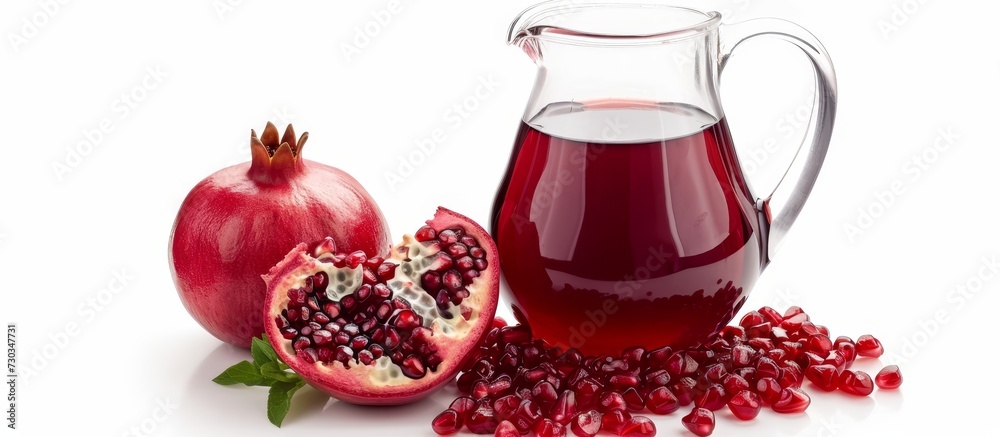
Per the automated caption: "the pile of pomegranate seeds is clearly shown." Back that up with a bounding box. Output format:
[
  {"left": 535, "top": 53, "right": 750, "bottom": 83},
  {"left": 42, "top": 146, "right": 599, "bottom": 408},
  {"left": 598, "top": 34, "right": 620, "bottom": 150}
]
[{"left": 432, "top": 306, "right": 902, "bottom": 436}]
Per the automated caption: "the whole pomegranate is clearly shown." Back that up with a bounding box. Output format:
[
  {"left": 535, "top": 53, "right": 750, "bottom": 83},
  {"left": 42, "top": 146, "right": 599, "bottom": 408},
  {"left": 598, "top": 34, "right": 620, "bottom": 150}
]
[
  {"left": 264, "top": 208, "right": 500, "bottom": 404},
  {"left": 170, "top": 122, "right": 391, "bottom": 347}
]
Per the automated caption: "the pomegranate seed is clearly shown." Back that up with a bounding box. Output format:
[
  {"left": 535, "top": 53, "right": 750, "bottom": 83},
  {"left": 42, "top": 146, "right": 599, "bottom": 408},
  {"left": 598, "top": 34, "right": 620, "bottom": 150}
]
[
  {"left": 739, "top": 311, "right": 765, "bottom": 329},
  {"left": 357, "top": 349, "right": 374, "bottom": 365},
  {"left": 755, "top": 377, "right": 782, "bottom": 404},
  {"left": 493, "top": 395, "right": 520, "bottom": 421},
  {"left": 438, "top": 229, "right": 459, "bottom": 245},
  {"left": 758, "top": 306, "right": 784, "bottom": 325},
  {"left": 875, "top": 365, "right": 903, "bottom": 389},
  {"left": 297, "top": 348, "right": 318, "bottom": 364},
  {"left": 422, "top": 272, "right": 442, "bottom": 292},
  {"left": 838, "top": 370, "right": 874, "bottom": 396},
  {"left": 702, "top": 363, "right": 727, "bottom": 383},
  {"left": 375, "top": 263, "right": 396, "bottom": 280},
  {"left": 345, "top": 250, "right": 366, "bottom": 268},
  {"left": 488, "top": 375, "right": 513, "bottom": 396},
  {"left": 806, "top": 334, "right": 834, "bottom": 355},
  {"left": 772, "top": 387, "right": 810, "bottom": 413},
  {"left": 401, "top": 355, "right": 426, "bottom": 379},
  {"left": 723, "top": 374, "right": 750, "bottom": 396},
  {"left": 331, "top": 253, "right": 347, "bottom": 267},
  {"left": 805, "top": 364, "right": 840, "bottom": 392},
  {"left": 293, "top": 337, "right": 311, "bottom": 351},
  {"left": 443, "top": 270, "right": 464, "bottom": 292},
  {"left": 459, "top": 235, "right": 476, "bottom": 247},
  {"left": 393, "top": 309, "right": 422, "bottom": 330},
  {"left": 600, "top": 409, "right": 631, "bottom": 435},
  {"left": 602, "top": 359, "right": 628, "bottom": 373},
  {"left": 824, "top": 350, "right": 848, "bottom": 373},
  {"left": 494, "top": 420, "right": 519, "bottom": 437},
  {"left": 784, "top": 306, "right": 806, "bottom": 319},
  {"left": 855, "top": 334, "right": 884, "bottom": 358},
  {"left": 622, "top": 387, "right": 645, "bottom": 412},
  {"left": 610, "top": 374, "right": 641, "bottom": 389},
  {"left": 334, "top": 345, "right": 353, "bottom": 364},
  {"left": 455, "top": 262, "right": 479, "bottom": 276},
  {"left": 671, "top": 377, "right": 697, "bottom": 406},
  {"left": 644, "top": 369, "right": 671, "bottom": 387},
  {"left": 415, "top": 225, "right": 437, "bottom": 242},
  {"left": 574, "top": 378, "right": 603, "bottom": 407},
  {"left": 316, "top": 347, "right": 334, "bottom": 363},
  {"left": 681, "top": 408, "right": 715, "bottom": 437},
  {"left": 533, "top": 381, "right": 559, "bottom": 405},
  {"left": 799, "top": 322, "right": 821, "bottom": 337},
  {"left": 432, "top": 409, "right": 463, "bottom": 435},
  {"left": 781, "top": 313, "right": 808, "bottom": 331},
  {"left": 728, "top": 390, "right": 762, "bottom": 420},
  {"left": 533, "top": 418, "right": 566, "bottom": 437},
  {"left": 766, "top": 348, "right": 786, "bottom": 363},
  {"left": 746, "top": 323, "right": 773, "bottom": 342},
  {"left": 644, "top": 346, "right": 672, "bottom": 367},
  {"left": 435, "top": 252, "right": 454, "bottom": 271},
  {"left": 695, "top": 384, "right": 728, "bottom": 411},
  {"left": 312, "top": 272, "right": 328, "bottom": 289},
  {"left": 472, "top": 380, "right": 490, "bottom": 399},
  {"left": 512, "top": 399, "right": 543, "bottom": 432},
  {"left": 755, "top": 357, "right": 782, "bottom": 380},
  {"left": 667, "top": 352, "right": 700, "bottom": 376},
  {"left": 551, "top": 390, "right": 577, "bottom": 424},
  {"left": 467, "top": 405, "right": 500, "bottom": 434},
  {"left": 779, "top": 341, "right": 803, "bottom": 359},
  {"left": 620, "top": 416, "right": 656, "bottom": 437},
  {"left": 732, "top": 345, "right": 754, "bottom": 367},
  {"left": 500, "top": 325, "right": 532, "bottom": 344},
  {"left": 779, "top": 361, "right": 803, "bottom": 388},
  {"left": 448, "top": 243, "right": 469, "bottom": 258},
  {"left": 570, "top": 410, "right": 602, "bottom": 437},
  {"left": 644, "top": 386, "right": 679, "bottom": 414},
  {"left": 836, "top": 341, "right": 857, "bottom": 367},
  {"left": 731, "top": 367, "right": 756, "bottom": 385},
  {"left": 312, "top": 329, "right": 332, "bottom": 346},
  {"left": 599, "top": 391, "right": 627, "bottom": 412}
]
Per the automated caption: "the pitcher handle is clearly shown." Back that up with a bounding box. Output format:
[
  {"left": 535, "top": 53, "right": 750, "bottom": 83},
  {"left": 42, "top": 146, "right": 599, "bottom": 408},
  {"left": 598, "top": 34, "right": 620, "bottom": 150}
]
[{"left": 720, "top": 18, "right": 837, "bottom": 262}]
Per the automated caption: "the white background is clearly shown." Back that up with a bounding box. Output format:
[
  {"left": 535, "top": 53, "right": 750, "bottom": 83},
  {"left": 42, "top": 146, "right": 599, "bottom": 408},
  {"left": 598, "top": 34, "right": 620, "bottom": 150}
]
[{"left": 2, "top": 0, "right": 997, "bottom": 435}]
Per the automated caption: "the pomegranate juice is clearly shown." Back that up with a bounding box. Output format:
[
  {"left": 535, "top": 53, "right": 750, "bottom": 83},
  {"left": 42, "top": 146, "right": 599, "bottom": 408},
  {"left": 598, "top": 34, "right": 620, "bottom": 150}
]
[{"left": 491, "top": 102, "right": 766, "bottom": 355}]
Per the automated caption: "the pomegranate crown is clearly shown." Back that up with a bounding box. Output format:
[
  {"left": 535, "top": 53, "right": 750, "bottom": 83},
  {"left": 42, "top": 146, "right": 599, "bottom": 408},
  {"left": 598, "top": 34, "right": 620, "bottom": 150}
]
[{"left": 249, "top": 122, "right": 309, "bottom": 182}]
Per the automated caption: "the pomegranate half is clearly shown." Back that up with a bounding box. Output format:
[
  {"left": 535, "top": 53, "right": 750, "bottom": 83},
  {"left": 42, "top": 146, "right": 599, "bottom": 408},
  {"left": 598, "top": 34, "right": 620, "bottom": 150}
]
[
  {"left": 170, "top": 123, "right": 392, "bottom": 347},
  {"left": 264, "top": 208, "right": 500, "bottom": 405}
]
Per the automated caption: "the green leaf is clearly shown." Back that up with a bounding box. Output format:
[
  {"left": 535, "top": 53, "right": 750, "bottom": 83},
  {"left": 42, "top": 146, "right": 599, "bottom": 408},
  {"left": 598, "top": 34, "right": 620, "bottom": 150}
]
[
  {"left": 250, "top": 334, "right": 280, "bottom": 367},
  {"left": 267, "top": 380, "right": 306, "bottom": 427},
  {"left": 260, "top": 362, "right": 300, "bottom": 383},
  {"left": 212, "top": 360, "right": 264, "bottom": 386}
]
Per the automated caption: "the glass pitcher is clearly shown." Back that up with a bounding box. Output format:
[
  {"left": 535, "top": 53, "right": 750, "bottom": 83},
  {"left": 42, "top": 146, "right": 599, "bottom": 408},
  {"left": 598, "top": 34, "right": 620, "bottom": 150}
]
[{"left": 490, "top": 0, "right": 836, "bottom": 355}]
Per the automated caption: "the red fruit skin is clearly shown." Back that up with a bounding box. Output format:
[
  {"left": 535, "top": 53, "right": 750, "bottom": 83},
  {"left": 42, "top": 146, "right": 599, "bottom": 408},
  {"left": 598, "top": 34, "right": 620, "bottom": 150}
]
[
  {"left": 264, "top": 208, "right": 500, "bottom": 405},
  {"left": 170, "top": 125, "right": 391, "bottom": 347}
]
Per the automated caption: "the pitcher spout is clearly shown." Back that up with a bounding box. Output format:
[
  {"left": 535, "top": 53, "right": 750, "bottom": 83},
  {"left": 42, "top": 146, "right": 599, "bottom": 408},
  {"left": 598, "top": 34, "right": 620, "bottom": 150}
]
[{"left": 507, "top": 2, "right": 551, "bottom": 62}]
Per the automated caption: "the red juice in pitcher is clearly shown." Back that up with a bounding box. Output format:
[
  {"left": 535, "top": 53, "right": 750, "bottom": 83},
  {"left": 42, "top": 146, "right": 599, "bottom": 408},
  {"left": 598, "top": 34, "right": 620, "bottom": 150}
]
[{"left": 490, "top": 101, "right": 767, "bottom": 355}]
